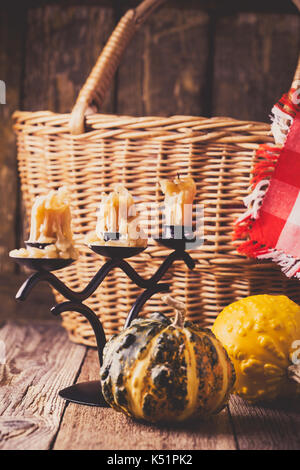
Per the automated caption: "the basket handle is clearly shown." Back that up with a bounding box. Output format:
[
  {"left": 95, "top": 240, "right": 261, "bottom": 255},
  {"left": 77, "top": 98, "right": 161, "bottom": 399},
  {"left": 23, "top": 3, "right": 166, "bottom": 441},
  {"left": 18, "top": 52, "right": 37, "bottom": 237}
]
[
  {"left": 70, "top": 0, "right": 167, "bottom": 135},
  {"left": 70, "top": 0, "right": 300, "bottom": 135}
]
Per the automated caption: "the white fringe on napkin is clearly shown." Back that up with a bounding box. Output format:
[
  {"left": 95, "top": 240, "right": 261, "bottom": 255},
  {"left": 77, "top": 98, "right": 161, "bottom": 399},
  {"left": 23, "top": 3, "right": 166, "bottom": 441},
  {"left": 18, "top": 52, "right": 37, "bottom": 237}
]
[
  {"left": 257, "top": 248, "right": 300, "bottom": 278},
  {"left": 236, "top": 179, "right": 270, "bottom": 223},
  {"left": 270, "top": 106, "right": 294, "bottom": 146}
]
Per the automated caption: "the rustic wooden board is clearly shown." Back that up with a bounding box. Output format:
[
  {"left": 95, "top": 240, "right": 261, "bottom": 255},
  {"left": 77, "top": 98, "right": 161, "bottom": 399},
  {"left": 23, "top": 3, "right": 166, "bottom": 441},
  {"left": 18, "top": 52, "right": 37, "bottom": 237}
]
[
  {"left": 53, "top": 348, "right": 237, "bottom": 450},
  {"left": 3, "top": 1, "right": 297, "bottom": 14},
  {"left": 119, "top": 0, "right": 300, "bottom": 13},
  {"left": 23, "top": 4, "right": 116, "bottom": 113},
  {"left": 0, "top": 321, "right": 86, "bottom": 450},
  {"left": 0, "top": 6, "right": 25, "bottom": 275},
  {"left": 229, "top": 394, "right": 300, "bottom": 450},
  {"left": 117, "top": 6, "right": 211, "bottom": 116},
  {"left": 0, "top": 273, "right": 55, "bottom": 322},
  {"left": 213, "top": 12, "right": 300, "bottom": 122}
]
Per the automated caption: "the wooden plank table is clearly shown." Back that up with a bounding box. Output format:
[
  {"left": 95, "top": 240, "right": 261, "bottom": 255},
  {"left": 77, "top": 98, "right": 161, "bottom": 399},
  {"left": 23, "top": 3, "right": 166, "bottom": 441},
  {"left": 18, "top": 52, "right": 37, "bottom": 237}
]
[{"left": 0, "top": 321, "right": 299, "bottom": 450}]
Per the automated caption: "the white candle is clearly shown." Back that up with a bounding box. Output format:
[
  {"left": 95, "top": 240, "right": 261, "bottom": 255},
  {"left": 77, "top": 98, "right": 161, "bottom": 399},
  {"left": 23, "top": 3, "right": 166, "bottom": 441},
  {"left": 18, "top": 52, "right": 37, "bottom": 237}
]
[
  {"left": 10, "top": 187, "right": 78, "bottom": 259},
  {"left": 160, "top": 176, "right": 196, "bottom": 226},
  {"left": 94, "top": 184, "right": 147, "bottom": 247}
]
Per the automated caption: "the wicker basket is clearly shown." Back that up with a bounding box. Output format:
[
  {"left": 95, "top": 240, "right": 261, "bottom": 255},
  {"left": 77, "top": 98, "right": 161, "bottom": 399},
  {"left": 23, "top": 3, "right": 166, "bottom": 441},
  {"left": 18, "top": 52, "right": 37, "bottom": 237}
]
[{"left": 13, "top": 0, "right": 300, "bottom": 346}]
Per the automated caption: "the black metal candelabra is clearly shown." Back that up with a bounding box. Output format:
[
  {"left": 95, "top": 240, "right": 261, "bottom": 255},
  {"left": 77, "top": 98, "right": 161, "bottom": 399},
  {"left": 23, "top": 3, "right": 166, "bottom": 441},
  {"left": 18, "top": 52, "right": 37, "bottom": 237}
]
[{"left": 12, "top": 226, "right": 198, "bottom": 407}]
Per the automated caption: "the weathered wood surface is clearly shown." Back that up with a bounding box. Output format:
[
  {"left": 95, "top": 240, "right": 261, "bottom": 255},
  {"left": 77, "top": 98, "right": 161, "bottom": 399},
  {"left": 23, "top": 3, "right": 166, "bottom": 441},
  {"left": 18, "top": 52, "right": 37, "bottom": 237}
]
[
  {"left": 53, "top": 348, "right": 236, "bottom": 450},
  {"left": 0, "top": 322, "right": 299, "bottom": 450},
  {"left": 1, "top": 1, "right": 298, "bottom": 14},
  {"left": 117, "top": 6, "right": 211, "bottom": 116},
  {"left": 0, "top": 321, "right": 85, "bottom": 450},
  {"left": 229, "top": 395, "right": 300, "bottom": 450},
  {"left": 0, "top": 6, "right": 25, "bottom": 275},
  {"left": 23, "top": 4, "right": 116, "bottom": 114},
  {"left": 213, "top": 12, "right": 300, "bottom": 122},
  {"left": 0, "top": 273, "right": 55, "bottom": 322}
]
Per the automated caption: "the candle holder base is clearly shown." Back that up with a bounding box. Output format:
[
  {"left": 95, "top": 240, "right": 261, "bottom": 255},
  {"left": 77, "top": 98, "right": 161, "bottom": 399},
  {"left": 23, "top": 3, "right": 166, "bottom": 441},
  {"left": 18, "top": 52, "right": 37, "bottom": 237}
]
[
  {"left": 89, "top": 244, "right": 146, "bottom": 259},
  {"left": 12, "top": 257, "right": 75, "bottom": 272},
  {"left": 59, "top": 380, "right": 109, "bottom": 407},
  {"left": 153, "top": 237, "right": 195, "bottom": 252}
]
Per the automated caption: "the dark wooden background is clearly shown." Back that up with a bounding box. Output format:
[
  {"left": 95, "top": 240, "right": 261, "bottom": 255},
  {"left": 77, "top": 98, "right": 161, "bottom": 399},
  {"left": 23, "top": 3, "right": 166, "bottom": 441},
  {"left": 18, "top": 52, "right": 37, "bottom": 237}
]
[{"left": 1, "top": 0, "right": 300, "bottom": 322}]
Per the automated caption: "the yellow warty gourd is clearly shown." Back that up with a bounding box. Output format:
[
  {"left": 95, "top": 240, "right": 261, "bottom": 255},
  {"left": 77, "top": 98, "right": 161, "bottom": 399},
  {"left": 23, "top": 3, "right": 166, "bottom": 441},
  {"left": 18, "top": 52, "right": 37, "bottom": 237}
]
[{"left": 212, "top": 295, "right": 300, "bottom": 403}]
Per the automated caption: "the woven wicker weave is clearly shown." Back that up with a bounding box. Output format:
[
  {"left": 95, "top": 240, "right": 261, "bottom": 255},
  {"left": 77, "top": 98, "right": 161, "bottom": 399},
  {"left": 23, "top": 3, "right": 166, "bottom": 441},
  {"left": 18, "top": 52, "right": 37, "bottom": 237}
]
[{"left": 13, "top": 0, "right": 300, "bottom": 346}]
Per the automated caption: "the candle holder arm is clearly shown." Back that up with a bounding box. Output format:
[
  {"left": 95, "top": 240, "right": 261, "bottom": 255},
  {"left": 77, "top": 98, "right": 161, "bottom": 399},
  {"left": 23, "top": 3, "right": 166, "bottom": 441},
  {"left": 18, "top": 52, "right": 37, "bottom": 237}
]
[
  {"left": 15, "top": 259, "right": 118, "bottom": 303},
  {"left": 118, "top": 249, "right": 195, "bottom": 289},
  {"left": 181, "top": 251, "right": 196, "bottom": 270},
  {"left": 117, "top": 259, "right": 152, "bottom": 288},
  {"left": 149, "top": 250, "right": 195, "bottom": 284},
  {"left": 51, "top": 301, "right": 108, "bottom": 407},
  {"left": 15, "top": 270, "right": 75, "bottom": 302},
  {"left": 51, "top": 301, "right": 106, "bottom": 366},
  {"left": 124, "top": 283, "right": 169, "bottom": 329},
  {"left": 77, "top": 258, "right": 119, "bottom": 300}
]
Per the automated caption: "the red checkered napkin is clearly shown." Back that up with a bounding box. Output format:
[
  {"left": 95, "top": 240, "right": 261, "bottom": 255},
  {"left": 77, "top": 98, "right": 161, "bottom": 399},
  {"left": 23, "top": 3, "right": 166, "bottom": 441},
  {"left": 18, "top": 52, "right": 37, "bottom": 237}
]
[{"left": 234, "top": 91, "right": 300, "bottom": 279}]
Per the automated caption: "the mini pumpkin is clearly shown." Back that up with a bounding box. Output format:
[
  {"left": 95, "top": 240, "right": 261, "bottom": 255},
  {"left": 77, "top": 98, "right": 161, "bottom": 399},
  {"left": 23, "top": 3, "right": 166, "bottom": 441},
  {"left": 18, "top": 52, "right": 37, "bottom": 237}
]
[
  {"left": 100, "top": 296, "right": 235, "bottom": 423},
  {"left": 212, "top": 294, "right": 300, "bottom": 403}
]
